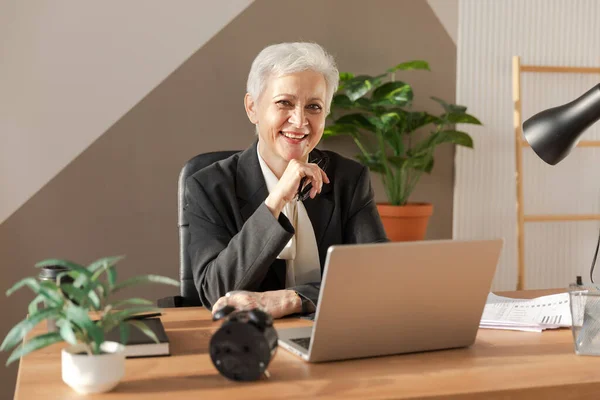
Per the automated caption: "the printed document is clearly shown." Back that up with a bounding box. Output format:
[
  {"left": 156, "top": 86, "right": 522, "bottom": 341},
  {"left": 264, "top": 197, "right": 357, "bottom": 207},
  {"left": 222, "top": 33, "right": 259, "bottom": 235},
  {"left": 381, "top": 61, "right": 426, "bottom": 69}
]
[{"left": 480, "top": 292, "right": 571, "bottom": 332}]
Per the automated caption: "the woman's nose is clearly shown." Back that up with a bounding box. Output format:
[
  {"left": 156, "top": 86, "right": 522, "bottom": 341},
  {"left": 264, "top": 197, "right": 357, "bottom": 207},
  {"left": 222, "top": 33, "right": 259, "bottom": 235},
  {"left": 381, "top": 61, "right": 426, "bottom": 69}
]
[{"left": 289, "top": 107, "right": 308, "bottom": 128}]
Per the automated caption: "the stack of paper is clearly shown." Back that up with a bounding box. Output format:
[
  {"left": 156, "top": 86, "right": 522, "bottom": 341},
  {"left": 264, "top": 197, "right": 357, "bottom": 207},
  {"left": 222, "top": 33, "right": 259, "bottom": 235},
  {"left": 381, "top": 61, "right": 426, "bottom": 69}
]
[{"left": 480, "top": 292, "right": 572, "bottom": 332}]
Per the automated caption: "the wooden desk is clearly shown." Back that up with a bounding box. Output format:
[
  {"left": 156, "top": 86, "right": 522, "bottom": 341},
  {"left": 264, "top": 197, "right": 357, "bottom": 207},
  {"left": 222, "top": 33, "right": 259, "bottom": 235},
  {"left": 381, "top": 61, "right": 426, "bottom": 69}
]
[{"left": 14, "top": 290, "right": 600, "bottom": 399}]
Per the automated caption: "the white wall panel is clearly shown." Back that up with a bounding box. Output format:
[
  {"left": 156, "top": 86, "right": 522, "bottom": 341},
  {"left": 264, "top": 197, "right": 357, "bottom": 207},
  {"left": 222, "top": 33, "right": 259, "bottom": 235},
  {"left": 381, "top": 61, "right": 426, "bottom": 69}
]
[{"left": 454, "top": 0, "right": 600, "bottom": 290}]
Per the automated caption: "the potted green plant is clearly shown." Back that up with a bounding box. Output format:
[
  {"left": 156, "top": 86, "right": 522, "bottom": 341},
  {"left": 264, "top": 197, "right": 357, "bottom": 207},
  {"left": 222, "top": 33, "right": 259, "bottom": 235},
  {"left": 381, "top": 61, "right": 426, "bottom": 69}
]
[
  {"left": 323, "top": 61, "right": 482, "bottom": 241},
  {"left": 1, "top": 256, "right": 179, "bottom": 394}
]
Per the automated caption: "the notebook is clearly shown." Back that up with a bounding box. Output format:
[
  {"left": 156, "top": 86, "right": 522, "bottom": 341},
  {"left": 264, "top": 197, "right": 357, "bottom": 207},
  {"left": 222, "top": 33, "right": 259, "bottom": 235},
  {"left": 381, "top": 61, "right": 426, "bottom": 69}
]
[{"left": 105, "top": 317, "right": 170, "bottom": 358}]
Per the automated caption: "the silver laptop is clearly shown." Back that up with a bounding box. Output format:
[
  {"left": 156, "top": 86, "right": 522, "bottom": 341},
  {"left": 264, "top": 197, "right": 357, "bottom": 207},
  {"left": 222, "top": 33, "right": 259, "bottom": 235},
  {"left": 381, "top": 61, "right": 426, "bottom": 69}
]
[{"left": 278, "top": 239, "right": 503, "bottom": 362}]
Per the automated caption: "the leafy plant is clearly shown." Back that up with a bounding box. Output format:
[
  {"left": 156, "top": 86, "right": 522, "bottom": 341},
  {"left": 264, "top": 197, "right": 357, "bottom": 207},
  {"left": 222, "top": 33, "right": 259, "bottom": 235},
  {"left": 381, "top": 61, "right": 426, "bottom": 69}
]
[
  {"left": 324, "top": 61, "right": 482, "bottom": 206},
  {"left": 1, "top": 256, "right": 179, "bottom": 365}
]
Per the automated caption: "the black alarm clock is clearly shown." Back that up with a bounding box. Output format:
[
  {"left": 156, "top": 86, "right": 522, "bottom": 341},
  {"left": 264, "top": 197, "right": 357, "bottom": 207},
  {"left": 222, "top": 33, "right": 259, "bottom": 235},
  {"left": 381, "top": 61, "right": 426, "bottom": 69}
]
[{"left": 209, "top": 306, "right": 278, "bottom": 381}]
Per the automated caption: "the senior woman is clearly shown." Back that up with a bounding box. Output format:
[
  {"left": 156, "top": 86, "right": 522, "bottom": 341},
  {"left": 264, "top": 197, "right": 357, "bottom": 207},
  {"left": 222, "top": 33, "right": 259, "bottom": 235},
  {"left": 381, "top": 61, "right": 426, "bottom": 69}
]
[{"left": 185, "top": 42, "right": 388, "bottom": 319}]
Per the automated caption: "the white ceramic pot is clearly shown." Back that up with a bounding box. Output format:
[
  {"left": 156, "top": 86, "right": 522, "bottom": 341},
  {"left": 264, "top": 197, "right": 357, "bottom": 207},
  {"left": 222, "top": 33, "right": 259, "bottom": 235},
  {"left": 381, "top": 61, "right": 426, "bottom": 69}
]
[{"left": 61, "top": 341, "right": 126, "bottom": 394}]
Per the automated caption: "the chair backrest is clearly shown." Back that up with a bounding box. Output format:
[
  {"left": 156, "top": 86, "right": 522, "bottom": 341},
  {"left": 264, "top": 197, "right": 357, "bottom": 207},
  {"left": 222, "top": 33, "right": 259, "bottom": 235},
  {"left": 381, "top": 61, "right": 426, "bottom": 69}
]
[{"left": 178, "top": 150, "right": 240, "bottom": 306}]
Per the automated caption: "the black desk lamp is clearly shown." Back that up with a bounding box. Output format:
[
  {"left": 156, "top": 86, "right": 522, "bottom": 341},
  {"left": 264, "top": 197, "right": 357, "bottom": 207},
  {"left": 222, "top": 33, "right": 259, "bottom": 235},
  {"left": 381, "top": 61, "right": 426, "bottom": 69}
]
[
  {"left": 522, "top": 83, "right": 600, "bottom": 282},
  {"left": 523, "top": 84, "right": 600, "bottom": 165}
]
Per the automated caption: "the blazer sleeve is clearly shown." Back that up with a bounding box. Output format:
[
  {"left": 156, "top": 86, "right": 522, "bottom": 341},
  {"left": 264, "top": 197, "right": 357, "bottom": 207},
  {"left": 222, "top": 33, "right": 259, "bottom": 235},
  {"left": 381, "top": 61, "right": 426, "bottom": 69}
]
[
  {"left": 291, "top": 165, "right": 388, "bottom": 311},
  {"left": 344, "top": 165, "right": 389, "bottom": 244},
  {"left": 185, "top": 176, "right": 294, "bottom": 308}
]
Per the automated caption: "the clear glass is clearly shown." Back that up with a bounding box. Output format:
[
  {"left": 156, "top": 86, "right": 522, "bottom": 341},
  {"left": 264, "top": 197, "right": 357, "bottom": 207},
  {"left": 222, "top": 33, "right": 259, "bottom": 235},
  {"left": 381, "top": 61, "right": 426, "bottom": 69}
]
[{"left": 569, "top": 288, "right": 600, "bottom": 356}]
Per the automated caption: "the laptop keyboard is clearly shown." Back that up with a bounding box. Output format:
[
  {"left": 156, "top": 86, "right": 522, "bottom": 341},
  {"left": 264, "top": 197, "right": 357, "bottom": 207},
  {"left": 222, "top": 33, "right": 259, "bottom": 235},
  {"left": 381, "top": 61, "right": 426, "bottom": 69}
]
[{"left": 290, "top": 337, "right": 311, "bottom": 350}]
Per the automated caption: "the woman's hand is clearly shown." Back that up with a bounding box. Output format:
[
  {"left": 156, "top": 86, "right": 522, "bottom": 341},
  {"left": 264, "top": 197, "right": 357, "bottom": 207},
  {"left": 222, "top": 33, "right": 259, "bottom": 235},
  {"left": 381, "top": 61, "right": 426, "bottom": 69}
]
[
  {"left": 265, "top": 159, "right": 330, "bottom": 218},
  {"left": 211, "top": 290, "right": 302, "bottom": 319}
]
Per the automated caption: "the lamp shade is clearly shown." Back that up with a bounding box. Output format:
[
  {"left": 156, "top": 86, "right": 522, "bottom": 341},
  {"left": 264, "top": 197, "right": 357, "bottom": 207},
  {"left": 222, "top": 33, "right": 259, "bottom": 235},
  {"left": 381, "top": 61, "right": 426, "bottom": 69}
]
[{"left": 522, "top": 83, "right": 600, "bottom": 165}]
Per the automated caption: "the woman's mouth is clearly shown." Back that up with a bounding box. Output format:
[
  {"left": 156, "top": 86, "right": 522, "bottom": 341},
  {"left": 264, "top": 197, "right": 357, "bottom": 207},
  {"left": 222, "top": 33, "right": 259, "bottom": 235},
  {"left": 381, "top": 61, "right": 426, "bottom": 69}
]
[{"left": 279, "top": 131, "right": 308, "bottom": 142}]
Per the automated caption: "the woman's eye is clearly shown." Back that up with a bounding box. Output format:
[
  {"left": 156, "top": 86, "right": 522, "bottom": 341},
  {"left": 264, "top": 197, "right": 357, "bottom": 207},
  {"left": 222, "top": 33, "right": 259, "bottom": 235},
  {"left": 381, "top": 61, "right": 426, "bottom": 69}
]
[
  {"left": 277, "top": 100, "right": 292, "bottom": 107},
  {"left": 307, "top": 104, "right": 323, "bottom": 112}
]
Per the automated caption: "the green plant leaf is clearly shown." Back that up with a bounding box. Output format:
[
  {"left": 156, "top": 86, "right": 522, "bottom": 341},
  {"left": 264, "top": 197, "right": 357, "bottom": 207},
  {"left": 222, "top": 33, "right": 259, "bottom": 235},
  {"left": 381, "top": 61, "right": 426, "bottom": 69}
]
[
  {"left": 386, "top": 60, "right": 430, "bottom": 73},
  {"left": 323, "top": 124, "right": 358, "bottom": 138},
  {"left": 60, "top": 284, "right": 88, "bottom": 305},
  {"left": 430, "top": 97, "right": 467, "bottom": 114},
  {"left": 334, "top": 113, "right": 376, "bottom": 132},
  {"left": 88, "top": 290, "right": 101, "bottom": 310},
  {"left": 353, "top": 97, "right": 372, "bottom": 109},
  {"left": 128, "top": 320, "right": 159, "bottom": 344},
  {"left": 366, "top": 113, "right": 402, "bottom": 133},
  {"left": 57, "top": 319, "right": 78, "bottom": 345},
  {"left": 1, "top": 307, "right": 62, "bottom": 352},
  {"left": 109, "top": 306, "right": 163, "bottom": 323},
  {"left": 27, "top": 294, "right": 45, "bottom": 316},
  {"left": 119, "top": 323, "right": 130, "bottom": 345},
  {"left": 88, "top": 256, "right": 123, "bottom": 289},
  {"left": 406, "top": 154, "right": 435, "bottom": 173},
  {"left": 90, "top": 266, "right": 117, "bottom": 291},
  {"left": 108, "top": 298, "right": 154, "bottom": 309},
  {"left": 383, "top": 127, "right": 404, "bottom": 157},
  {"left": 371, "top": 82, "right": 413, "bottom": 106},
  {"left": 60, "top": 283, "right": 101, "bottom": 310},
  {"left": 411, "top": 130, "right": 473, "bottom": 159},
  {"left": 6, "top": 332, "right": 63, "bottom": 366},
  {"left": 400, "top": 111, "right": 441, "bottom": 133},
  {"left": 87, "top": 256, "right": 125, "bottom": 273},
  {"left": 65, "top": 303, "right": 104, "bottom": 352},
  {"left": 344, "top": 75, "right": 382, "bottom": 102},
  {"left": 38, "top": 281, "right": 66, "bottom": 305},
  {"left": 355, "top": 154, "right": 386, "bottom": 174},
  {"left": 35, "top": 259, "right": 86, "bottom": 271},
  {"left": 6, "top": 277, "right": 38, "bottom": 297},
  {"left": 339, "top": 72, "right": 354, "bottom": 82},
  {"left": 7, "top": 278, "right": 63, "bottom": 307},
  {"left": 94, "top": 281, "right": 110, "bottom": 300},
  {"left": 101, "top": 305, "right": 162, "bottom": 334},
  {"left": 387, "top": 156, "right": 408, "bottom": 169},
  {"left": 107, "top": 268, "right": 117, "bottom": 288},
  {"left": 441, "top": 112, "right": 482, "bottom": 125},
  {"left": 379, "top": 112, "right": 403, "bottom": 131},
  {"left": 331, "top": 94, "right": 354, "bottom": 109},
  {"left": 366, "top": 116, "right": 384, "bottom": 131},
  {"left": 73, "top": 273, "right": 89, "bottom": 289},
  {"left": 431, "top": 130, "right": 474, "bottom": 148}
]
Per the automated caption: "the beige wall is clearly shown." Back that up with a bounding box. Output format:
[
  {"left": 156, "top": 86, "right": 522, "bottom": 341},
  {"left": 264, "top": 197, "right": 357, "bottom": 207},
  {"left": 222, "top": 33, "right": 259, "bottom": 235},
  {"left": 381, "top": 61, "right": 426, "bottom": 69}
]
[
  {"left": 0, "top": 0, "right": 252, "bottom": 225},
  {"left": 427, "top": 0, "right": 459, "bottom": 44},
  {"left": 0, "top": 0, "right": 456, "bottom": 397}
]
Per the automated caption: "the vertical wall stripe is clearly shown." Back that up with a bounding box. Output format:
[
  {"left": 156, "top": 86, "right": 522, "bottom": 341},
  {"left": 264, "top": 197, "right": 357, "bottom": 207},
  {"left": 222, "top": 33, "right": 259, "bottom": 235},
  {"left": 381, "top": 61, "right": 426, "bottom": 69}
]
[{"left": 455, "top": 0, "right": 600, "bottom": 290}]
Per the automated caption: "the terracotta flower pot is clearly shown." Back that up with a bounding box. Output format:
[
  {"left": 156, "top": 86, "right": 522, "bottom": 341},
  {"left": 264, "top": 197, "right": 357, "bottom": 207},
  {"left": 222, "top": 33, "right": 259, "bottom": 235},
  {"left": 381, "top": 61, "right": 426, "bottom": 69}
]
[{"left": 376, "top": 203, "right": 433, "bottom": 242}]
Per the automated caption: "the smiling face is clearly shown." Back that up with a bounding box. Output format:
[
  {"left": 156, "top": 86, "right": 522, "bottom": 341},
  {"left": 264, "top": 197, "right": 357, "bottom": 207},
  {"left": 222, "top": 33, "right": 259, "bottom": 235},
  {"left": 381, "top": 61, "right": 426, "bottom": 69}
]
[{"left": 245, "top": 70, "right": 327, "bottom": 176}]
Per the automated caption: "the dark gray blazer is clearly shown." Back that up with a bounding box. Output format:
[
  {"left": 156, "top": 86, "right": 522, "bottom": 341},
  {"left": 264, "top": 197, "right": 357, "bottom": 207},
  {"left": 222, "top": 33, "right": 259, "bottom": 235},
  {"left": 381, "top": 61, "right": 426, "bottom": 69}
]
[{"left": 184, "top": 140, "right": 388, "bottom": 310}]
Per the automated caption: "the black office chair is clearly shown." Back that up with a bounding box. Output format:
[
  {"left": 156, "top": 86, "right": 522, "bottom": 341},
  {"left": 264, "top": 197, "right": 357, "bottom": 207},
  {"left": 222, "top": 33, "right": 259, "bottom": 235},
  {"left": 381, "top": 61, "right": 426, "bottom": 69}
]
[{"left": 158, "top": 150, "right": 240, "bottom": 308}]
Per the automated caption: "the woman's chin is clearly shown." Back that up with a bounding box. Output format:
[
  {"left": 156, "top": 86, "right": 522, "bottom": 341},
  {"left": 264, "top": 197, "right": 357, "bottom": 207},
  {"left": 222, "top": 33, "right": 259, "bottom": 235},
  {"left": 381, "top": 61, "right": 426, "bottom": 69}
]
[{"left": 277, "top": 142, "right": 310, "bottom": 161}]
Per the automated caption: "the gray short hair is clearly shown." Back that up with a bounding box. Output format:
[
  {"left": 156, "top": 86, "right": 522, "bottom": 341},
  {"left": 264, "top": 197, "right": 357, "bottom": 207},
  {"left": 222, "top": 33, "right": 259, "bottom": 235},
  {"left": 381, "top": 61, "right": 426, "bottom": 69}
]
[{"left": 246, "top": 42, "right": 339, "bottom": 112}]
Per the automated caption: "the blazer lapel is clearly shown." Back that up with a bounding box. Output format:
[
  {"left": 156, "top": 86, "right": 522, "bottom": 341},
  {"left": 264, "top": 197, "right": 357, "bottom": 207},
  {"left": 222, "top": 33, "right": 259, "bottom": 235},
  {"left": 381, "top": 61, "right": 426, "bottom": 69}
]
[
  {"left": 236, "top": 140, "right": 269, "bottom": 223},
  {"left": 235, "top": 140, "right": 287, "bottom": 287}
]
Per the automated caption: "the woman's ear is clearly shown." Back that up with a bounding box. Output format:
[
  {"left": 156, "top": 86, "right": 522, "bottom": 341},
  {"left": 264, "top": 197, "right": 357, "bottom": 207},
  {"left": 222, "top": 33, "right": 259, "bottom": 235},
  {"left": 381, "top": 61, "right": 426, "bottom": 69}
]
[{"left": 244, "top": 93, "right": 258, "bottom": 124}]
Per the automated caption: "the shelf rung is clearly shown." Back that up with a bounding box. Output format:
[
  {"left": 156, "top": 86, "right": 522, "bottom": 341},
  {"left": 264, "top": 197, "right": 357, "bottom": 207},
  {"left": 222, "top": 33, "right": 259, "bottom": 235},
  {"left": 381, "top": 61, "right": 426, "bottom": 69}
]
[
  {"left": 521, "top": 65, "right": 600, "bottom": 74},
  {"left": 525, "top": 214, "right": 600, "bottom": 222},
  {"left": 520, "top": 140, "right": 600, "bottom": 148}
]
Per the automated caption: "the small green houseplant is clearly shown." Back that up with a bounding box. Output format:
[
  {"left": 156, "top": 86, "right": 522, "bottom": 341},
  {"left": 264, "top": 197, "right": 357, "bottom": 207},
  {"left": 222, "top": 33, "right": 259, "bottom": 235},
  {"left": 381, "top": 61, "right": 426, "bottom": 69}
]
[
  {"left": 324, "top": 61, "right": 482, "bottom": 240},
  {"left": 1, "top": 256, "right": 179, "bottom": 394}
]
